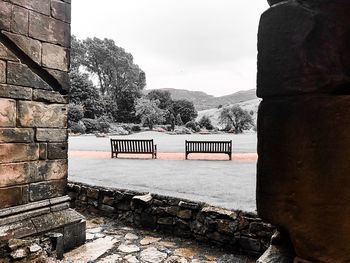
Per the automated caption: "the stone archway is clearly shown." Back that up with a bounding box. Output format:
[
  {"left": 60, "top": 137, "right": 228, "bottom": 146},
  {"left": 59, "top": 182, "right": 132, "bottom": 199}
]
[
  {"left": 0, "top": 0, "right": 85, "bottom": 251},
  {"left": 257, "top": 0, "right": 350, "bottom": 262},
  {"left": 1, "top": 0, "right": 350, "bottom": 262}
]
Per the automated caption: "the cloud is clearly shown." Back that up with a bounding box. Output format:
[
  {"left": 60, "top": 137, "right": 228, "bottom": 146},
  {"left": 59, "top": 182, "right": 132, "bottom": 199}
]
[{"left": 72, "top": 0, "right": 269, "bottom": 96}]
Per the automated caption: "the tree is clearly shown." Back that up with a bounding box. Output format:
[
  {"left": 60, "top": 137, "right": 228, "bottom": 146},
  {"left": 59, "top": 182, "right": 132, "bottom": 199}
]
[
  {"left": 219, "top": 106, "right": 254, "bottom": 134},
  {"left": 198, "top": 115, "right": 214, "bottom": 130},
  {"left": 72, "top": 36, "right": 146, "bottom": 122},
  {"left": 176, "top": 114, "right": 183, "bottom": 126},
  {"left": 146, "top": 90, "right": 173, "bottom": 110},
  {"left": 172, "top": 100, "right": 198, "bottom": 124},
  {"left": 135, "top": 98, "right": 165, "bottom": 130},
  {"left": 69, "top": 69, "right": 105, "bottom": 119}
]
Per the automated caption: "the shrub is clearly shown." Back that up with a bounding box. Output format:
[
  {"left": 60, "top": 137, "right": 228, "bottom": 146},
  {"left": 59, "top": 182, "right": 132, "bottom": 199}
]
[
  {"left": 81, "top": 118, "right": 100, "bottom": 134},
  {"left": 68, "top": 104, "right": 84, "bottom": 123},
  {"left": 131, "top": 125, "right": 141, "bottom": 132},
  {"left": 198, "top": 115, "right": 214, "bottom": 130},
  {"left": 185, "top": 120, "right": 197, "bottom": 130},
  {"left": 69, "top": 121, "right": 86, "bottom": 134},
  {"left": 96, "top": 116, "right": 111, "bottom": 133}
]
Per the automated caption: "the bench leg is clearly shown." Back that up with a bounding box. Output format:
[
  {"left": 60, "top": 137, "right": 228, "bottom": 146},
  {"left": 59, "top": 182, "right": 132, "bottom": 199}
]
[
  {"left": 229, "top": 153, "right": 232, "bottom": 161},
  {"left": 185, "top": 153, "right": 188, "bottom": 160}
]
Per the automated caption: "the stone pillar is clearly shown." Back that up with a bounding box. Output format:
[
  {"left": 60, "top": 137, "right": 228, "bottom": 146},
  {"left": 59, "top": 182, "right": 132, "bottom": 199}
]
[
  {"left": 257, "top": 0, "right": 350, "bottom": 262},
  {"left": 0, "top": 0, "right": 85, "bottom": 251}
]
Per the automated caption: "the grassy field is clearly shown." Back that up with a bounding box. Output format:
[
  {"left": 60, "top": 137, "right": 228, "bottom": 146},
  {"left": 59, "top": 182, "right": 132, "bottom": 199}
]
[{"left": 68, "top": 131, "right": 258, "bottom": 212}]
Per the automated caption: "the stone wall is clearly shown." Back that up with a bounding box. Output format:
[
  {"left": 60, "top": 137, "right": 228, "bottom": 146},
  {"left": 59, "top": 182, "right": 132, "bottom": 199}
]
[
  {"left": 257, "top": 0, "right": 350, "bottom": 262},
  {"left": 68, "top": 182, "right": 275, "bottom": 257},
  {"left": 0, "top": 0, "right": 85, "bottom": 251}
]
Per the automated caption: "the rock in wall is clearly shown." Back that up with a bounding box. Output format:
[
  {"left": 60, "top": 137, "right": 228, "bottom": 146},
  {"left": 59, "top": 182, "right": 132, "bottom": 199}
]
[{"left": 257, "top": 0, "right": 350, "bottom": 262}]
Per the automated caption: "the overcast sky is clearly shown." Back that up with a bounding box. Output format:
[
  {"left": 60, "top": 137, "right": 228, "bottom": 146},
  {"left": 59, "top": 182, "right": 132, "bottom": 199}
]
[{"left": 72, "top": 0, "right": 269, "bottom": 96}]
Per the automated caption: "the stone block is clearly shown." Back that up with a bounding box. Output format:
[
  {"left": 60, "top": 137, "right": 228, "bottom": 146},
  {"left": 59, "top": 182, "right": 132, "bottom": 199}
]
[
  {"left": 9, "top": 0, "right": 50, "bottom": 16},
  {"left": 7, "top": 62, "right": 51, "bottom": 90},
  {"left": 0, "top": 1, "right": 12, "bottom": 30},
  {"left": 3, "top": 32, "right": 42, "bottom": 65},
  {"left": 0, "top": 98, "right": 16, "bottom": 127},
  {"left": 51, "top": 0, "right": 71, "bottom": 23},
  {"left": 18, "top": 101, "right": 67, "bottom": 128},
  {"left": 36, "top": 129, "right": 67, "bottom": 142},
  {"left": 0, "top": 186, "right": 26, "bottom": 209},
  {"left": 29, "top": 12, "right": 70, "bottom": 47},
  {"left": 47, "top": 143, "right": 68, "bottom": 159},
  {"left": 44, "top": 69, "right": 69, "bottom": 93},
  {"left": 177, "top": 209, "right": 192, "bottom": 219},
  {"left": 42, "top": 43, "right": 69, "bottom": 71},
  {"left": 39, "top": 143, "right": 47, "bottom": 160},
  {"left": 11, "top": 5, "right": 29, "bottom": 35},
  {"left": 0, "top": 42, "right": 18, "bottom": 61},
  {"left": 0, "top": 143, "right": 39, "bottom": 163},
  {"left": 257, "top": 96, "right": 350, "bottom": 262},
  {"left": 33, "top": 89, "right": 67, "bottom": 104},
  {"left": 0, "top": 84, "right": 32, "bottom": 100},
  {"left": 0, "top": 60, "right": 5, "bottom": 83},
  {"left": 0, "top": 162, "right": 37, "bottom": 187},
  {"left": 38, "top": 160, "right": 68, "bottom": 181},
  {"left": 0, "top": 128, "right": 34, "bottom": 143},
  {"left": 0, "top": 219, "right": 36, "bottom": 241},
  {"left": 29, "top": 180, "right": 66, "bottom": 202}
]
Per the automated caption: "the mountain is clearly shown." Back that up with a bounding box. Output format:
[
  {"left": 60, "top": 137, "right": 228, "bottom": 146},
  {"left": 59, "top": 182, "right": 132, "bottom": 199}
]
[{"left": 144, "top": 88, "right": 257, "bottom": 111}]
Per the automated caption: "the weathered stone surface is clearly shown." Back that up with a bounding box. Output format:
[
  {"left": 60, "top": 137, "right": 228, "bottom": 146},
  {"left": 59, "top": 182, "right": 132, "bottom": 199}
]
[
  {"left": 38, "top": 160, "right": 68, "bottom": 181},
  {"left": 257, "top": 244, "right": 294, "bottom": 263},
  {"left": 39, "top": 143, "right": 47, "bottom": 160},
  {"left": 0, "top": 42, "right": 17, "bottom": 61},
  {"left": 0, "top": 128, "right": 34, "bottom": 143},
  {"left": 0, "top": 84, "right": 32, "bottom": 100},
  {"left": 0, "top": 143, "right": 39, "bottom": 163},
  {"left": 7, "top": 62, "right": 51, "bottom": 90},
  {"left": 29, "top": 180, "right": 66, "bottom": 201},
  {"left": 18, "top": 101, "right": 67, "bottom": 128},
  {"left": 11, "top": 5, "right": 29, "bottom": 35},
  {"left": 42, "top": 43, "right": 69, "bottom": 71},
  {"left": 9, "top": 0, "right": 50, "bottom": 15},
  {"left": 0, "top": 186, "right": 26, "bottom": 208},
  {"left": 257, "top": 96, "right": 350, "bottom": 262},
  {"left": 0, "top": 1, "right": 12, "bottom": 30},
  {"left": 47, "top": 143, "right": 68, "bottom": 159},
  {"left": 118, "top": 244, "right": 140, "bottom": 253},
  {"left": 3, "top": 32, "right": 42, "bottom": 65},
  {"left": 133, "top": 193, "right": 153, "bottom": 203},
  {"left": 33, "top": 89, "right": 67, "bottom": 104},
  {"left": 36, "top": 129, "right": 67, "bottom": 142},
  {"left": 177, "top": 209, "right": 192, "bottom": 219},
  {"left": 257, "top": 1, "right": 350, "bottom": 97},
  {"left": 44, "top": 68, "right": 69, "bottom": 93},
  {"left": 51, "top": 0, "right": 71, "bottom": 23},
  {"left": 201, "top": 206, "right": 237, "bottom": 220},
  {"left": 0, "top": 98, "right": 16, "bottom": 127},
  {"left": 29, "top": 12, "right": 70, "bottom": 47},
  {"left": 0, "top": 162, "right": 36, "bottom": 187},
  {"left": 0, "top": 60, "right": 5, "bottom": 83},
  {"left": 140, "top": 247, "right": 167, "bottom": 263}
]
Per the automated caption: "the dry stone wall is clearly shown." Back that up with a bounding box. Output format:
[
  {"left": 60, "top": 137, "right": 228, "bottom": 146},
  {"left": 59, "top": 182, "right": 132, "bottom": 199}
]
[
  {"left": 0, "top": 0, "right": 85, "bottom": 251},
  {"left": 68, "top": 182, "right": 275, "bottom": 258}
]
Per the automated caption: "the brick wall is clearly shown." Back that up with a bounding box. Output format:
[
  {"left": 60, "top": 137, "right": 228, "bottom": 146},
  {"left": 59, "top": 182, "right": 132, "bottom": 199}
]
[{"left": 0, "top": 0, "right": 70, "bottom": 211}]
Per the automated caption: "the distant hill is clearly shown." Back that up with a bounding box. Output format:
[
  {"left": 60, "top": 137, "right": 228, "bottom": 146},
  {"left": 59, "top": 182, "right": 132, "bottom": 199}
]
[{"left": 144, "top": 88, "right": 257, "bottom": 111}]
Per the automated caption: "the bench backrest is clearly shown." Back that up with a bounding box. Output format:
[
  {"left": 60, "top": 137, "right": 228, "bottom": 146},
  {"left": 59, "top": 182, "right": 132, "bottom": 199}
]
[
  {"left": 111, "top": 139, "right": 155, "bottom": 153},
  {"left": 186, "top": 140, "right": 232, "bottom": 153}
]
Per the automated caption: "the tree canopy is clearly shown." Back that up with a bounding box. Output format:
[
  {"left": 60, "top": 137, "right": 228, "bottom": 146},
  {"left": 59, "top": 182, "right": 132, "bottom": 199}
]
[{"left": 219, "top": 106, "right": 254, "bottom": 133}]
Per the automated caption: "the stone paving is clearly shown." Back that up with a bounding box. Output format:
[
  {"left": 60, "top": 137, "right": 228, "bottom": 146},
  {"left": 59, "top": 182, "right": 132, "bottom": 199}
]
[{"left": 62, "top": 213, "right": 256, "bottom": 263}]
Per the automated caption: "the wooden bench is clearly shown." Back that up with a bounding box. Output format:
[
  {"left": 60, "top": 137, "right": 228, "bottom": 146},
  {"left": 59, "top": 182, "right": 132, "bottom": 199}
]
[
  {"left": 185, "top": 140, "right": 232, "bottom": 160},
  {"left": 110, "top": 139, "right": 157, "bottom": 159}
]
